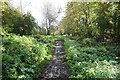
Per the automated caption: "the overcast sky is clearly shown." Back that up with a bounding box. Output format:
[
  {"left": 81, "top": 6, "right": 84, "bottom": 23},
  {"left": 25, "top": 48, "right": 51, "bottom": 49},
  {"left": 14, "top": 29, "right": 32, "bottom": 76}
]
[{"left": 10, "top": 0, "right": 68, "bottom": 26}]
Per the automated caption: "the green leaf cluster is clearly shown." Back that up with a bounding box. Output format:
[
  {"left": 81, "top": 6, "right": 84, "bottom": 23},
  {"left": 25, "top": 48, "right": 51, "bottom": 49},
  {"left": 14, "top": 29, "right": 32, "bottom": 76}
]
[
  {"left": 2, "top": 33, "right": 54, "bottom": 78},
  {"left": 64, "top": 39, "right": 120, "bottom": 78}
]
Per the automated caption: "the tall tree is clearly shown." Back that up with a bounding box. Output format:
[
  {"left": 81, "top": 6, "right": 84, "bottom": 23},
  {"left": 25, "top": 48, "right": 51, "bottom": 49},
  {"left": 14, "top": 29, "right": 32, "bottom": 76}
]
[
  {"left": 2, "top": 1, "right": 38, "bottom": 35},
  {"left": 42, "top": 2, "right": 60, "bottom": 35},
  {"left": 59, "top": 1, "right": 120, "bottom": 41}
]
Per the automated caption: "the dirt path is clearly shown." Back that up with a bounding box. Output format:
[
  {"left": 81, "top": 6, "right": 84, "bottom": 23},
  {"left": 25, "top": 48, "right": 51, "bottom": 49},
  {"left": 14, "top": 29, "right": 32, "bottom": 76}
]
[{"left": 42, "top": 40, "right": 69, "bottom": 78}]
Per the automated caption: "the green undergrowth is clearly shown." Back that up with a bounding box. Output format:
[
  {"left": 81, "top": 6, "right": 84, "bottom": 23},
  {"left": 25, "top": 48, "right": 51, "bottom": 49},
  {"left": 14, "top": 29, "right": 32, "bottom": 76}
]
[
  {"left": 1, "top": 31, "right": 120, "bottom": 78},
  {"left": 64, "top": 38, "right": 120, "bottom": 79},
  {"left": 1, "top": 33, "right": 58, "bottom": 78}
]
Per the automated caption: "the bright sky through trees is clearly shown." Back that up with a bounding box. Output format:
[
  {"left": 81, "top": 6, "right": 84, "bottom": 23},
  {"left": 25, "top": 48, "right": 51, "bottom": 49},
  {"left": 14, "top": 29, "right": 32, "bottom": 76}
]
[{"left": 10, "top": 0, "right": 68, "bottom": 26}]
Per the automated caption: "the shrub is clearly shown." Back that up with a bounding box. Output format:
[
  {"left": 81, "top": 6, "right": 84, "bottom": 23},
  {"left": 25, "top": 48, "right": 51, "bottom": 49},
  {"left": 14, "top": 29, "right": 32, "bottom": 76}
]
[
  {"left": 64, "top": 39, "right": 119, "bottom": 78},
  {"left": 2, "top": 34, "right": 52, "bottom": 78},
  {"left": 82, "top": 38, "right": 96, "bottom": 45}
]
